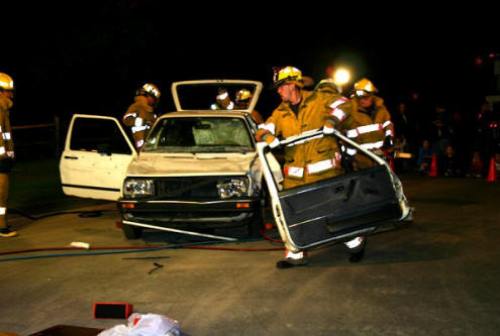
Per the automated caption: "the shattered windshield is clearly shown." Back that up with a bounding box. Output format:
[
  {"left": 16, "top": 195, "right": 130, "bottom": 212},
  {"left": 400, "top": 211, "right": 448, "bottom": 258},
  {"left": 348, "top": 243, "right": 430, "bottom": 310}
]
[{"left": 143, "top": 117, "right": 254, "bottom": 153}]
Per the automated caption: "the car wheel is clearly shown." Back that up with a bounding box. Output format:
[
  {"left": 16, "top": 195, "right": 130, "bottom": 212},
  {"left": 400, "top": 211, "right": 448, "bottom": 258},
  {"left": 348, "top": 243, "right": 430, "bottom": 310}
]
[{"left": 122, "top": 224, "right": 143, "bottom": 239}]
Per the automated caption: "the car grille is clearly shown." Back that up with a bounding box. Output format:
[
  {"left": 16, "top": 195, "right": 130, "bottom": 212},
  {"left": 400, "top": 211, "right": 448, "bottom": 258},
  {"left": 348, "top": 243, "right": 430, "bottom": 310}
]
[{"left": 155, "top": 176, "right": 232, "bottom": 200}]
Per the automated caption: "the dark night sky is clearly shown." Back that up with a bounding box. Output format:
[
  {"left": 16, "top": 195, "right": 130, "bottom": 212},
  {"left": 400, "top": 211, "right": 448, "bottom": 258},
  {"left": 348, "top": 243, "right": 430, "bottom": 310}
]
[{"left": 3, "top": 2, "right": 499, "bottom": 126}]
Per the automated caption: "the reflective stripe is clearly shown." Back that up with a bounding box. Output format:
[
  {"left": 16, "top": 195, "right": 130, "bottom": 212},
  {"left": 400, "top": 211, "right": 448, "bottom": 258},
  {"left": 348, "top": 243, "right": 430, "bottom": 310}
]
[
  {"left": 2, "top": 132, "right": 11, "bottom": 140},
  {"left": 307, "top": 159, "right": 335, "bottom": 174},
  {"left": 347, "top": 129, "right": 358, "bottom": 138},
  {"left": 0, "top": 207, "right": 5, "bottom": 215},
  {"left": 216, "top": 92, "right": 228, "bottom": 100},
  {"left": 360, "top": 141, "right": 384, "bottom": 150},
  {"left": 383, "top": 120, "right": 392, "bottom": 128},
  {"left": 131, "top": 125, "right": 149, "bottom": 133},
  {"left": 0, "top": 79, "right": 13, "bottom": 89},
  {"left": 329, "top": 97, "right": 348, "bottom": 110},
  {"left": 385, "top": 130, "right": 393, "bottom": 137},
  {"left": 258, "top": 123, "right": 276, "bottom": 134},
  {"left": 347, "top": 123, "right": 382, "bottom": 138},
  {"left": 356, "top": 90, "right": 367, "bottom": 96},
  {"left": 331, "top": 108, "right": 346, "bottom": 121},
  {"left": 346, "top": 148, "right": 357, "bottom": 156},
  {"left": 135, "top": 139, "right": 144, "bottom": 148},
  {"left": 227, "top": 101, "right": 234, "bottom": 110},
  {"left": 285, "top": 250, "right": 304, "bottom": 260},
  {"left": 358, "top": 123, "right": 382, "bottom": 134},
  {"left": 285, "top": 166, "right": 304, "bottom": 178},
  {"left": 134, "top": 117, "right": 144, "bottom": 127},
  {"left": 124, "top": 112, "right": 137, "bottom": 119},
  {"left": 0, "top": 146, "right": 5, "bottom": 155}
]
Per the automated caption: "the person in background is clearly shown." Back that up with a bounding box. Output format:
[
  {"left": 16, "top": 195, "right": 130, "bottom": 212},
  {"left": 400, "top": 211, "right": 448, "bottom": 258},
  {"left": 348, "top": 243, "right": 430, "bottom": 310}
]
[
  {"left": 417, "top": 139, "right": 433, "bottom": 175},
  {"left": 234, "top": 88, "right": 264, "bottom": 124},
  {"left": 0, "top": 72, "right": 17, "bottom": 237}
]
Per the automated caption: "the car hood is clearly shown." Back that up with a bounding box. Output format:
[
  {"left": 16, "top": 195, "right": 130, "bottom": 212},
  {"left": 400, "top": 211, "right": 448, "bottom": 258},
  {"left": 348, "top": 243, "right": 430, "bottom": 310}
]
[{"left": 127, "top": 152, "right": 259, "bottom": 176}]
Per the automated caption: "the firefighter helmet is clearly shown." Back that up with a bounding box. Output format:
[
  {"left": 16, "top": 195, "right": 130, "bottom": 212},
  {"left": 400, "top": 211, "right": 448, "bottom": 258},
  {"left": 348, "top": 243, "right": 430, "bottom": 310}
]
[
  {"left": 272, "top": 66, "right": 304, "bottom": 88},
  {"left": 236, "top": 89, "right": 252, "bottom": 102},
  {"left": 353, "top": 78, "right": 377, "bottom": 97},
  {"left": 0, "top": 73, "right": 14, "bottom": 91},
  {"left": 137, "top": 83, "right": 161, "bottom": 100}
]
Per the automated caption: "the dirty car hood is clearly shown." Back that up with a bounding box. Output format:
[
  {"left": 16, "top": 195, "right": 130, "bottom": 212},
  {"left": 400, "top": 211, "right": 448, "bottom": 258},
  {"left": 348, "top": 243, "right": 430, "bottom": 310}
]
[{"left": 127, "top": 152, "right": 258, "bottom": 176}]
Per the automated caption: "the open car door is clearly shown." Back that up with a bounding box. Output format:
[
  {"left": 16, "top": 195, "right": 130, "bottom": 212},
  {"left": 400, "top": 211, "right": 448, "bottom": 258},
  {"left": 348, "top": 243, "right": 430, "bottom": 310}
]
[
  {"left": 257, "top": 128, "right": 411, "bottom": 253},
  {"left": 59, "top": 114, "right": 137, "bottom": 201}
]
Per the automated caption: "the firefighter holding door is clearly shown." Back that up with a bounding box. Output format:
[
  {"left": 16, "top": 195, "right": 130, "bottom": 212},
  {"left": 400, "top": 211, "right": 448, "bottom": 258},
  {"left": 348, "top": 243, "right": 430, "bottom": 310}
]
[{"left": 256, "top": 66, "right": 366, "bottom": 268}]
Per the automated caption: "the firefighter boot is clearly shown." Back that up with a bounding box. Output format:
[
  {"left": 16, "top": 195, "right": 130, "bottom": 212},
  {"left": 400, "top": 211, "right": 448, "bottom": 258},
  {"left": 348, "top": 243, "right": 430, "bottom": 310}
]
[
  {"left": 345, "top": 236, "right": 366, "bottom": 263},
  {"left": 0, "top": 173, "right": 16, "bottom": 237},
  {"left": 276, "top": 250, "right": 308, "bottom": 269}
]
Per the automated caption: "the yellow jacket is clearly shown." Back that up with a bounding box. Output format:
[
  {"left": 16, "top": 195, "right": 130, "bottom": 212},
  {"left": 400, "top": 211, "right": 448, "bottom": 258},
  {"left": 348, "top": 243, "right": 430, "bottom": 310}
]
[
  {"left": 349, "top": 96, "right": 393, "bottom": 151},
  {"left": 123, "top": 96, "right": 157, "bottom": 149},
  {"left": 257, "top": 89, "right": 353, "bottom": 189},
  {"left": 0, "top": 95, "right": 14, "bottom": 160}
]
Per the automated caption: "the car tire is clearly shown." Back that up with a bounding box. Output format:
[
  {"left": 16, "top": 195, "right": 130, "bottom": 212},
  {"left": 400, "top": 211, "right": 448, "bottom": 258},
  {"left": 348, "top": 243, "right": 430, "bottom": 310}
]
[{"left": 122, "top": 224, "right": 143, "bottom": 239}]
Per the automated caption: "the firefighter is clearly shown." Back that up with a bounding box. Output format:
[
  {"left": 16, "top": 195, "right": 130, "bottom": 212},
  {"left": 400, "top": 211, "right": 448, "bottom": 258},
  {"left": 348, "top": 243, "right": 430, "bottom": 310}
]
[
  {"left": 123, "top": 83, "right": 161, "bottom": 150},
  {"left": 346, "top": 78, "right": 394, "bottom": 170},
  {"left": 256, "top": 66, "right": 366, "bottom": 268},
  {"left": 0, "top": 72, "right": 17, "bottom": 237},
  {"left": 234, "top": 88, "right": 264, "bottom": 124},
  {"left": 210, "top": 87, "right": 235, "bottom": 110}
]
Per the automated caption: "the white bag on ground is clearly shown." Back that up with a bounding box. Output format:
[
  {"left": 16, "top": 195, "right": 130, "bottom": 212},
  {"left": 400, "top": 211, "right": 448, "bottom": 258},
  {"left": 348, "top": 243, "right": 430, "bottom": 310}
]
[{"left": 98, "top": 313, "right": 181, "bottom": 336}]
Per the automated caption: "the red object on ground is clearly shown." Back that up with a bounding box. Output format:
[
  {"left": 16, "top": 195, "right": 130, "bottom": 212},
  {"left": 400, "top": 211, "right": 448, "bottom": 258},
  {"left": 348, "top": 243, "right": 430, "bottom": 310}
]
[
  {"left": 429, "top": 154, "right": 438, "bottom": 177},
  {"left": 487, "top": 157, "right": 497, "bottom": 183},
  {"left": 93, "top": 302, "right": 133, "bottom": 319}
]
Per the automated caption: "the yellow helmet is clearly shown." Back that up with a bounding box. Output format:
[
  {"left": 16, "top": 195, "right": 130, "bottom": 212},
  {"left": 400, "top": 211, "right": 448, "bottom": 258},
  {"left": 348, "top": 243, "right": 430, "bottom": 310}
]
[
  {"left": 272, "top": 66, "right": 304, "bottom": 88},
  {"left": 353, "top": 78, "right": 377, "bottom": 97},
  {"left": 137, "top": 83, "right": 161, "bottom": 100},
  {"left": 236, "top": 89, "right": 252, "bottom": 102},
  {"left": 0, "top": 73, "right": 14, "bottom": 91}
]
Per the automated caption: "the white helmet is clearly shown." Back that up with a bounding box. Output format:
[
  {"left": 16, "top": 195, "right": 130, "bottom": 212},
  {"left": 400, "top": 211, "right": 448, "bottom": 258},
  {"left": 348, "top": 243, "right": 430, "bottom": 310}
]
[{"left": 137, "top": 83, "right": 161, "bottom": 100}]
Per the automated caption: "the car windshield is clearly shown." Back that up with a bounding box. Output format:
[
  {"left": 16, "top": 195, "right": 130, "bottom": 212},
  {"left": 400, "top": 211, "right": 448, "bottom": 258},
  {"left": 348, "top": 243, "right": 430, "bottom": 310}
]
[{"left": 143, "top": 117, "right": 254, "bottom": 153}]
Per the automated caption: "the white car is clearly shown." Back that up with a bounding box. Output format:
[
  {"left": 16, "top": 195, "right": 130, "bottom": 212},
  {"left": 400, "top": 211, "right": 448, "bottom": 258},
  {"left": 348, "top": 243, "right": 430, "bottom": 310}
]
[{"left": 60, "top": 80, "right": 282, "bottom": 241}]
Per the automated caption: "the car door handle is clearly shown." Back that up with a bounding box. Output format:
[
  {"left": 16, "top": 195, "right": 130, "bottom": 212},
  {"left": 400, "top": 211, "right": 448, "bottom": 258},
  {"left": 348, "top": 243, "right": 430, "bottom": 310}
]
[{"left": 64, "top": 156, "right": 79, "bottom": 160}]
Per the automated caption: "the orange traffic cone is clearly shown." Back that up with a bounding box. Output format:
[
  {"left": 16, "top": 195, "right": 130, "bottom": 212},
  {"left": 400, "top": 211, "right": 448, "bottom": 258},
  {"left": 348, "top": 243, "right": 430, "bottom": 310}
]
[
  {"left": 487, "top": 157, "right": 497, "bottom": 183},
  {"left": 429, "top": 154, "right": 438, "bottom": 177}
]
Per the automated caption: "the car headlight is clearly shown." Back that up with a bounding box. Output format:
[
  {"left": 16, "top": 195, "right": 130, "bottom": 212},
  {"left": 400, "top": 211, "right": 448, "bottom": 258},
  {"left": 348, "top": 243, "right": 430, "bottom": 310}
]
[
  {"left": 216, "top": 177, "right": 249, "bottom": 199},
  {"left": 123, "top": 178, "right": 155, "bottom": 198}
]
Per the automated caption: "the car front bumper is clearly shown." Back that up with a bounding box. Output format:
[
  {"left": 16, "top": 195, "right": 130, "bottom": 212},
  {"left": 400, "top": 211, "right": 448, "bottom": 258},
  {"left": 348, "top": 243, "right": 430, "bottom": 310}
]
[{"left": 118, "top": 198, "right": 261, "bottom": 229}]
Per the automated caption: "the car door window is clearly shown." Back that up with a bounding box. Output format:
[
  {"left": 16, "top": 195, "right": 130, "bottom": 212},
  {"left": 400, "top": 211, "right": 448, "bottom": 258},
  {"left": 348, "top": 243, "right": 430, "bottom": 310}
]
[{"left": 70, "top": 118, "right": 132, "bottom": 154}]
